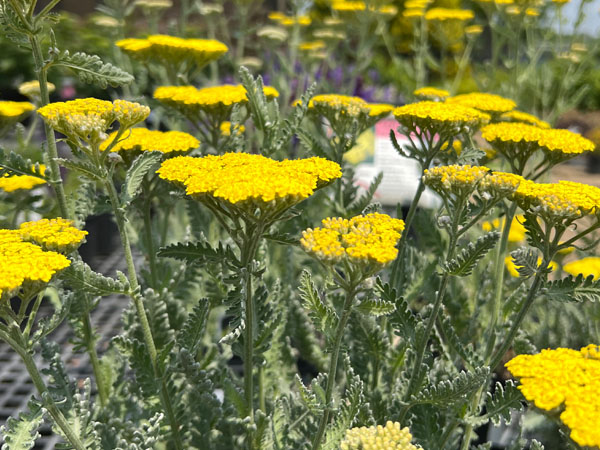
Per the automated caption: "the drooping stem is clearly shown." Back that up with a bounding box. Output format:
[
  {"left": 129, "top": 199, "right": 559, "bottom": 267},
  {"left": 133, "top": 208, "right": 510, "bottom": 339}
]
[
  {"left": 102, "top": 176, "right": 184, "bottom": 450},
  {"left": 311, "top": 287, "right": 357, "bottom": 450},
  {"left": 29, "top": 34, "right": 70, "bottom": 219},
  {"left": 0, "top": 329, "right": 86, "bottom": 450}
]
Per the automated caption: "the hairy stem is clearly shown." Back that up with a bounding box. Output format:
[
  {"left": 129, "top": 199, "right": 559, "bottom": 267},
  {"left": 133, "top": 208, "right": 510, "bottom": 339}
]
[
  {"left": 82, "top": 313, "right": 108, "bottom": 408},
  {"left": 311, "top": 287, "right": 356, "bottom": 450}
]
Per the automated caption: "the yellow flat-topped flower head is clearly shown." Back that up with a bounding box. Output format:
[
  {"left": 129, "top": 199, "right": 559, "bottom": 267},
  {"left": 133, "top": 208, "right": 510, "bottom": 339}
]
[
  {"left": 308, "top": 94, "right": 370, "bottom": 118},
  {"left": 157, "top": 153, "right": 341, "bottom": 217},
  {"left": 506, "top": 345, "right": 600, "bottom": 448},
  {"left": 536, "top": 128, "right": 595, "bottom": 156},
  {"left": 478, "top": 170, "right": 524, "bottom": 198},
  {"left": 425, "top": 7, "right": 474, "bottom": 21},
  {"left": 18, "top": 81, "right": 55, "bottom": 100},
  {"left": 500, "top": 110, "right": 550, "bottom": 129},
  {"left": 154, "top": 84, "right": 279, "bottom": 124},
  {"left": 0, "top": 101, "right": 35, "bottom": 135},
  {"left": 0, "top": 230, "right": 71, "bottom": 299},
  {"left": 515, "top": 179, "right": 600, "bottom": 222},
  {"left": 423, "top": 164, "right": 490, "bottom": 197},
  {"left": 393, "top": 101, "right": 489, "bottom": 130},
  {"left": 301, "top": 213, "right": 405, "bottom": 268},
  {"left": 563, "top": 257, "right": 600, "bottom": 278},
  {"left": 0, "top": 165, "right": 46, "bottom": 193},
  {"left": 445, "top": 92, "right": 516, "bottom": 114},
  {"left": 413, "top": 87, "right": 450, "bottom": 100},
  {"left": 340, "top": 421, "right": 418, "bottom": 450},
  {"left": 19, "top": 218, "right": 87, "bottom": 253},
  {"left": 117, "top": 35, "right": 228, "bottom": 68},
  {"left": 268, "top": 12, "right": 311, "bottom": 26},
  {"left": 38, "top": 98, "right": 150, "bottom": 146},
  {"left": 481, "top": 122, "right": 547, "bottom": 172},
  {"left": 332, "top": 1, "right": 398, "bottom": 15},
  {"left": 101, "top": 128, "right": 199, "bottom": 155}
]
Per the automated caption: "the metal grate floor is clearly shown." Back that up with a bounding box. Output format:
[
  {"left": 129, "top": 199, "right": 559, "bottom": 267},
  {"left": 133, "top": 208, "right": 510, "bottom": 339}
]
[{"left": 0, "top": 249, "right": 128, "bottom": 449}]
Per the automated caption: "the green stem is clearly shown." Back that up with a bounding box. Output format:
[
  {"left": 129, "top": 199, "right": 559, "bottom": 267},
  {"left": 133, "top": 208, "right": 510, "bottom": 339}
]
[
  {"left": 311, "top": 287, "right": 357, "bottom": 450},
  {"left": 142, "top": 183, "right": 159, "bottom": 288},
  {"left": 82, "top": 313, "right": 108, "bottom": 408},
  {"left": 0, "top": 329, "right": 86, "bottom": 450},
  {"left": 102, "top": 177, "right": 184, "bottom": 450},
  {"left": 29, "top": 34, "right": 70, "bottom": 219},
  {"left": 23, "top": 292, "right": 43, "bottom": 339},
  {"left": 243, "top": 267, "right": 255, "bottom": 429},
  {"left": 258, "top": 365, "right": 266, "bottom": 412}
]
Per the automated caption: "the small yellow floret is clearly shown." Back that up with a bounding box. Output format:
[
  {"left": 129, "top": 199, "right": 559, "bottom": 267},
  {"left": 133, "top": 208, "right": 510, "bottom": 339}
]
[
  {"left": 340, "top": 421, "right": 418, "bottom": 450},
  {"left": 506, "top": 345, "right": 600, "bottom": 447},
  {"left": 19, "top": 218, "right": 88, "bottom": 253},
  {"left": 301, "top": 213, "right": 404, "bottom": 267},
  {"left": 101, "top": 128, "right": 199, "bottom": 154}
]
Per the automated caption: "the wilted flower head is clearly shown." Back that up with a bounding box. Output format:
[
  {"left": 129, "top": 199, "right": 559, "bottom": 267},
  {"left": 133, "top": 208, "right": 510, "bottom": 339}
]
[
  {"left": 157, "top": 153, "right": 341, "bottom": 217},
  {"left": 257, "top": 25, "right": 289, "bottom": 42},
  {"left": 38, "top": 98, "right": 150, "bottom": 146},
  {"left": 19, "top": 218, "right": 87, "bottom": 253},
  {"left": 301, "top": 213, "right": 404, "bottom": 267},
  {"left": 340, "top": 421, "right": 418, "bottom": 450},
  {"left": 506, "top": 345, "right": 600, "bottom": 448}
]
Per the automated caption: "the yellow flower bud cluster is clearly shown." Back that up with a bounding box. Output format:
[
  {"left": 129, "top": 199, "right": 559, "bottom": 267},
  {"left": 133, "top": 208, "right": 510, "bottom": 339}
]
[
  {"left": 445, "top": 93, "right": 516, "bottom": 114},
  {"left": 332, "top": 1, "right": 398, "bottom": 15},
  {"left": 0, "top": 165, "right": 46, "bottom": 193},
  {"left": 393, "top": 101, "right": 489, "bottom": 131},
  {"left": 157, "top": 153, "right": 341, "bottom": 210},
  {"left": 500, "top": 110, "right": 550, "bottom": 129},
  {"left": 515, "top": 179, "right": 600, "bottom": 221},
  {"left": 423, "top": 164, "right": 490, "bottom": 196},
  {"left": 340, "top": 421, "right": 418, "bottom": 450},
  {"left": 38, "top": 98, "right": 150, "bottom": 145},
  {"left": 19, "top": 218, "right": 87, "bottom": 253},
  {"left": 0, "top": 228, "right": 71, "bottom": 299},
  {"left": 413, "top": 87, "right": 450, "bottom": 100},
  {"left": 563, "top": 256, "right": 600, "bottom": 279},
  {"left": 424, "top": 7, "right": 475, "bottom": 21},
  {"left": 506, "top": 345, "right": 600, "bottom": 448},
  {"left": 101, "top": 128, "right": 199, "bottom": 154},
  {"left": 116, "top": 35, "right": 228, "bottom": 68},
  {"left": 268, "top": 12, "right": 311, "bottom": 26},
  {"left": 301, "top": 213, "right": 405, "bottom": 266},
  {"left": 478, "top": 170, "right": 524, "bottom": 197},
  {"left": 308, "top": 94, "right": 394, "bottom": 120},
  {"left": 154, "top": 84, "right": 279, "bottom": 121},
  {"left": 18, "top": 81, "right": 56, "bottom": 100}
]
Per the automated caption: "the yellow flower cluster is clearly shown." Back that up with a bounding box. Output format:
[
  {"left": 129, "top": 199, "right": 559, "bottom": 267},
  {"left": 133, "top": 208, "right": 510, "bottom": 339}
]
[
  {"left": 157, "top": 153, "right": 341, "bottom": 208},
  {"left": 506, "top": 345, "right": 600, "bottom": 447},
  {"left": 116, "top": 35, "right": 228, "bottom": 67},
  {"left": 563, "top": 257, "right": 600, "bottom": 278},
  {"left": 0, "top": 101, "right": 35, "bottom": 118},
  {"left": 482, "top": 215, "right": 526, "bottom": 242},
  {"left": 478, "top": 170, "right": 524, "bottom": 197},
  {"left": 515, "top": 179, "right": 600, "bottom": 221},
  {"left": 0, "top": 229, "right": 71, "bottom": 298},
  {"left": 504, "top": 256, "right": 557, "bottom": 277},
  {"left": 154, "top": 84, "right": 279, "bottom": 119},
  {"left": 340, "top": 421, "right": 418, "bottom": 450},
  {"left": 38, "top": 98, "right": 150, "bottom": 144},
  {"left": 268, "top": 12, "right": 311, "bottom": 26},
  {"left": 18, "top": 81, "right": 56, "bottom": 99},
  {"left": 500, "top": 110, "right": 550, "bottom": 129},
  {"left": 445, "top": 93, "right": 516, "bottom": 114},
  {"left": 537, "top": 128, "right": 595, "bottom": 155},
  {"left": 413, "top": 87, "right": 450, "bottom": 100},
  {"left": 301, "top": 213, "right": 405, "bottom": 266},
  {"left": 332, "top": 1, "right": 398, "bottom": 15},
  {"left": 0, "top": 165, "right": 46, "bottom": 193},
  {"left": 308, "top": 94, "right": 393, "bottom": 119},
  {"left": 19, "top": 218, "right": 87, "bottom": 253},
  {"left": 423, "top": 164, "right": 489, "bottom": 195},
  {"left": 393, "top": 101, "right": 489, "bottom": 130},
  {"left": 299, "top": 41, "right": 327, "bottom": 52},
  {"left": 101, "top": 128, "right": 199, "bottom": 154},
  {"left": 424, "top": 8, "right": 474, "bottom": 21}
]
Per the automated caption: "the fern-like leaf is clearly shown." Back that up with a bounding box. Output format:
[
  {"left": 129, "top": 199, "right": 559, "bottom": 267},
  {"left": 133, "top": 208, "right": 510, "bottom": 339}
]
[
  {"left": 295, "top": 375, "right": 323, "bottom": 414},
  {"left": 445, "top": 232, "right": 499, "bottom": 276},
  {"left": 347, "top": 172, "right": 383, "bottom": 216},
  {"left": 485, "top": 380, "right": 523, "bottom": 426},
  {"left": 510, "top": 247, "right": 539, "bottom": 278},
  {"left": 355, "top": 298, "right": 396, "bottom": 316},
  {"left": 158, "top": 241, "right": 239, "bottom": 267},
  {"left": 177, "top": 298, "right": 209, "bottom": 356},
  {"left": 0, "top": 148, "right": 47, "bottom": 180},
  {"left": 411, "top": 367, "right": 489, "bottom": 407},
  {"left": 298, "top": 270, "right": 338, "bottom": 340},
  {"left": 61, "top": 260, "right": 130, "bottom": 297},
  {"left": 56, "top": 158, "right": 103, "bottom": 181},
  {"left": 121, "top": 152, "right": 162, "bottom": 206},
  {"left": 0, "top": 398, "right": 43, "bottom": 450},
  {"left": 542, "top": 274, "right": 600, "bottom": 303},
  {"left": 51, "top": 50, "right": 134, "bottom": 88}
]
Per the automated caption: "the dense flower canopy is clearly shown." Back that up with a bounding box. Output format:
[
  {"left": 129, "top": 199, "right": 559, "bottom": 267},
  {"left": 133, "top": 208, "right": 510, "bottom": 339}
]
[
  {"left": 157, "top": 153, "right": 341, "bottom": 209},
  {"left": 506, "top": 345, "right": 600, "bottom": 447},
  {"left": 340, "top": 421, "right": 418, "bottom": 450},
  {"left": 301, "top": 213, "right": 405, "bottom": 266},
  {"left": 101, "top": 128, "right": 199, "bottom": 154},
  {"left": 19, "top": 218, "right": 88, "bottom": 253}
]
